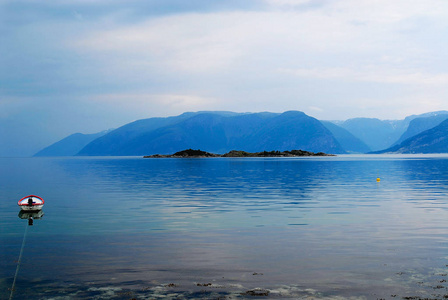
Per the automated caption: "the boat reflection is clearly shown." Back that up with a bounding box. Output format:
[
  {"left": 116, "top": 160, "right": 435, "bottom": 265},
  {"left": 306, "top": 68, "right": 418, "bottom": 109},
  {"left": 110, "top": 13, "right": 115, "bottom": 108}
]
[{"left": 18, "top": 210, "right": 44, "bottom": 226}]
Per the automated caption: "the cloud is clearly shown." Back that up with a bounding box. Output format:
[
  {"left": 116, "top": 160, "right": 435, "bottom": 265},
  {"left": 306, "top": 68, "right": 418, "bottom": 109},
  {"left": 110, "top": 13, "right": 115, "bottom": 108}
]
[
  {"left": 2, "top": 0, "right": 448, "bottom": 155},
  {"left": 72, "top": 11, "right": 302, "bottom": 75},
  {"left": 308, "top": 106, "right": 323, "bottom": 113},
  {"left": 68, "top": 0, "right": 448, "bottom": 79},
  {"left": 280, "top": 67, "right": 448, "bottom": 86},
  {"left": 6, "top": 0, "right": 448, "bottom": 95},
  {"left": 90, "top": 93, "right": 218, "bottom": 114}
]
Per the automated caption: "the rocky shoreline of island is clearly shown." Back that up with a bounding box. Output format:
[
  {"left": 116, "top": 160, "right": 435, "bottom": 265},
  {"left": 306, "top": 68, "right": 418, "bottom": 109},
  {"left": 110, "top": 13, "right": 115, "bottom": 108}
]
[{"left": 144, "top": 149, "right": 335, "bottom": 158}]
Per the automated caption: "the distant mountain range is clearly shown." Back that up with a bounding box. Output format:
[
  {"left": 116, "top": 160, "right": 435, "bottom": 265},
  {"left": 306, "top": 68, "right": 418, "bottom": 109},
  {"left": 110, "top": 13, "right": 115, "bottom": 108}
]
[
  {"left": 77, "top": 111, "right": 348, "bottom": 155},
  {"left": 321, "top": 121, "right": 370, "bottom": 153},
  {"left": 392, "top": 112, "right": 448, "bottom": 147},
  {"left": 375, "top": 113, "right": 448, "bottom": 154},
  {"left": 334, "top": 118, "right": 406, "bottom": 151},
  {"left": 34, "top": 130, "right": 111, "bottom": 157},
  {"left": 34, "top": 110, "right": 448, "bottom": 156}
]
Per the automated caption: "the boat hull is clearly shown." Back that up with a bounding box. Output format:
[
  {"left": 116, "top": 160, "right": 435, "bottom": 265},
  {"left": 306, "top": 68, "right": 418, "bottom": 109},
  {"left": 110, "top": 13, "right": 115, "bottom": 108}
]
[{"left": 20, "top": 204, "right": 44, "bottom": 211}]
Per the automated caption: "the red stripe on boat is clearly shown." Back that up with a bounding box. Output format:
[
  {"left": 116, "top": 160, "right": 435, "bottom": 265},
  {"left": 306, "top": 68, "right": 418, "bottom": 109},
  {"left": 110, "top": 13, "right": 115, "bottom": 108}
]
[{"left": 18, "top": 195, "right": 45, "bottom": 206}]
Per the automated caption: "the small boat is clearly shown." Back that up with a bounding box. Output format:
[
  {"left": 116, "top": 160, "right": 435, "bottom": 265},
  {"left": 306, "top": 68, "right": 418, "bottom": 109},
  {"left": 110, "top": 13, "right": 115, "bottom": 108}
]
[{"left": 18, "top": 195, "right": 44, "bottom": 211}]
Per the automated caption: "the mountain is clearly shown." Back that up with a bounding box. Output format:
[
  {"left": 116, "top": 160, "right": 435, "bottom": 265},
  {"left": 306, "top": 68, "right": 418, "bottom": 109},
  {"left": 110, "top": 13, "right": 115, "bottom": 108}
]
[
  {"left": 0, "top": 118, "right": 60, "bottom": 157},
  {"left": 34, "top": 131, "right": 109, "bottom": 157},
  {"left": 335, "top": 118, "right": 407, "bottom": 152},
  {"left": 335, "top": 111, "right": 448, "bottom": 152},
  {"left": 393, "top": 112, "right": 448, "bottom": 146},
  {"left": 241, "top": 111, "right": 344, "bottom": 153},
  {"left": 114, "top": 113, "right": 233, "bottom": 155},
  {"left": 321, "top": 121, "right": 371, "bottom": 153},
  {"left": 402, "top": 110, "right": 448, "bottom": 123},
  {"left": 37, "top": 110, "right": 448, "bottom": 157},
  {"left": 375, "top": 119, "right": 448, "bottom": 154},
  {"left": 77, "top": 111, "right": 346, "bottom": 156},
  {"left": 77, "top": 111, "right": 246, "bottom": 156}
]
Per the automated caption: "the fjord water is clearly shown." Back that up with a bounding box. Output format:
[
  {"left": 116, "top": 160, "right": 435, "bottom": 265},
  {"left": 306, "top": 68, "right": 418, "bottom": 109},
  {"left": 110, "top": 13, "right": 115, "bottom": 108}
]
[{"left": 1, "top": 155, "right": 448, "bottom": 299}]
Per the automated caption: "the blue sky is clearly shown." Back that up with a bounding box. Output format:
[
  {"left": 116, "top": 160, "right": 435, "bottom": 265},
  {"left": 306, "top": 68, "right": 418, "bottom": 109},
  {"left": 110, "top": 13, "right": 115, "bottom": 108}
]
[{"left": 1, "top": 0, "right": 448, "bottom": 156}]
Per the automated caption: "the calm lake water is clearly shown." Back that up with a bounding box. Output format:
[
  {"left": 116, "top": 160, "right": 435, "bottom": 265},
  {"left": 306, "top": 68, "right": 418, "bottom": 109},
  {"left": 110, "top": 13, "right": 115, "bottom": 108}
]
[{"left": 1, "top": 155, "right": 448, "bottom": 299}]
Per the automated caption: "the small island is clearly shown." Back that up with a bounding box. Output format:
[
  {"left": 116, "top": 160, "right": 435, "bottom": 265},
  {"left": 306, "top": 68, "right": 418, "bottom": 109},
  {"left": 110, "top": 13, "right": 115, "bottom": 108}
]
[{"left": 144, "top": 149, "right": 335, "bottom": 158}]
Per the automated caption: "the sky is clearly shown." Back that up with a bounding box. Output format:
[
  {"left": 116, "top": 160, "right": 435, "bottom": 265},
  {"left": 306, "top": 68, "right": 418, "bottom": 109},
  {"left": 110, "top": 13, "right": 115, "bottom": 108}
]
[{"left": 1, "top": 0, "right": 448, "bottom": 156}]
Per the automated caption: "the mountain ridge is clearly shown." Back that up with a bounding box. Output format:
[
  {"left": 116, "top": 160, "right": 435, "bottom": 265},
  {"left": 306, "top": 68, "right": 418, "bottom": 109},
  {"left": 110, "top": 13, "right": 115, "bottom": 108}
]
[
  {"left": 374, "top": 118, "right": 448, "bottom": 154},
  {"left": 34, "top": 110, "right": 448, "bottom": 156},
  {"left": 76, "top": 111, "right": 347, "bottom": 156},
  {"left": 392, "top": 113, "right": 448, "bottom": 146},
  {"left": 34, "top": 131, "right": 110, "bottom": 157}
]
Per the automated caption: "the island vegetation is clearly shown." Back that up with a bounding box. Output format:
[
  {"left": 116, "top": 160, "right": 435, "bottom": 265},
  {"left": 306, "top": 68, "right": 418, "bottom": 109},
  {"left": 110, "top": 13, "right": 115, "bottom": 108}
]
[{"left": 144, "top": 148, "right": 335, "bottom": 158}]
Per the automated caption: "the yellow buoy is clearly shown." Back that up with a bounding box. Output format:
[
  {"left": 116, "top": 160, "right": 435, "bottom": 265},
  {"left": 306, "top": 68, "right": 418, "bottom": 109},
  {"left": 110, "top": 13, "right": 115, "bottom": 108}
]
[{"left": 376, "top": 177, "right": 381, "bottom": 182}]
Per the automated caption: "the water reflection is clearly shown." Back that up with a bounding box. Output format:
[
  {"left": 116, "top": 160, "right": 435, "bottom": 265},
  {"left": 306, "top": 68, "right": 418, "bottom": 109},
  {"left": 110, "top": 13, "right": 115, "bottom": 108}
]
[
  {"left": 50, "top": 158, "right": 389, "bottom": 229},
  {"left": 18, "top": 210, "right": 44, "bottom": 226},
  {"left": 2, "top": 156, "right": 448, "bottom": 299}
]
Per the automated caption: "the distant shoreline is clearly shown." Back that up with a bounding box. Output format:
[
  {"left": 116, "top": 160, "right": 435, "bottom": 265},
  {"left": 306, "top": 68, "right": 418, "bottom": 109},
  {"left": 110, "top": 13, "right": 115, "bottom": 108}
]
[{"left": 144, "top": 149, "right": 335, "bottom": 158}]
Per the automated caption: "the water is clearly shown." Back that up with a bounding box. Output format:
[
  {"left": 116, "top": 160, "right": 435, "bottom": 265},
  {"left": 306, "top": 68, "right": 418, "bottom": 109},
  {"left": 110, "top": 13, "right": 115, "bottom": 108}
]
[{"left": 1, "top": 155, "right": 448, "bottom": 299}]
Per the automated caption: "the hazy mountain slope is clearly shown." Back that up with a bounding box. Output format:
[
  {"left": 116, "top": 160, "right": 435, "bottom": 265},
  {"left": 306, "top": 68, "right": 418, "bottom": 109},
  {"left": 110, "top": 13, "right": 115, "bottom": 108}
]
[
  {"left": 34, "top": 131, "right": 108, "bottom": 157},
  {"left": 403, "top": 110, "right": 448, "bottom": 123},
  {"left": 77, "top": 112, "right": 241, "bottom": 156},
  {"left": 393, "top": 113, "right": 448, "bottom": 146},
  {"left": 336, "top": 111, "right": 448, "bottom": 151},
  {"left": 221, "top": 112, "right": 279, "bottom": 143},
  {"left": 77, "top": 114, "right": 192, "bottom": 156},
  {"left": 321, "top": 121, "right": 371, "bottom": 153},
  {"left": 376, "top": 119, "right": 448, "bottom": 153},
  {"left": 244, "top": 111, "right": 345, "bottom": 153},
  {"left": 77, "top": 111, "right": 346, "bottom": 156},
  {"left": 115, "top": 113, "right": 231, "bottom": 155},
  {"left": 0, "top": 118, "right": 60, "bottom": 157},
  {"left": 338, "top": 118, "right": 406, "bottom": 151}
]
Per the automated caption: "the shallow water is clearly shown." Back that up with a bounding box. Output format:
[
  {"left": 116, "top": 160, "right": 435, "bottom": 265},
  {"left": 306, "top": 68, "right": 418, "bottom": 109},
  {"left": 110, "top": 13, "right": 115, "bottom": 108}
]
[{"left": 1, "top": 155, "right": 448, "bottom": 299}]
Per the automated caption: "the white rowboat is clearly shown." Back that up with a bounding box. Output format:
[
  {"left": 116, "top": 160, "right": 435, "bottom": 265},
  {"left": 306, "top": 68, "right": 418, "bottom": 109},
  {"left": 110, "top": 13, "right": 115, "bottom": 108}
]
[{"left": 18, "top": 195, "right": 44, "bottom": 211}]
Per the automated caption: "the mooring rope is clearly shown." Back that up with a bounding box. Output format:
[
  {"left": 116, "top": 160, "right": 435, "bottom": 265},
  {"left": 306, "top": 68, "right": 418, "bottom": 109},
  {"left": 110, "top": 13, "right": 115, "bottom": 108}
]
[{"left": 9, "top": 222, "right": 29, "bottom": 300}]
